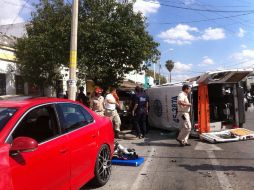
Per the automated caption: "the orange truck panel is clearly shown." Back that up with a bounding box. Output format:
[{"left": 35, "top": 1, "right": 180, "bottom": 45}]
[{"left": 198, "top": 84, "right": 210, "bottom": 133}]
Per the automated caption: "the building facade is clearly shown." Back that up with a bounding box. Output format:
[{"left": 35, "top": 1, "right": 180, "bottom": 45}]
[{"left": 0, "top": 34, "right": 25, "bottom": 96}]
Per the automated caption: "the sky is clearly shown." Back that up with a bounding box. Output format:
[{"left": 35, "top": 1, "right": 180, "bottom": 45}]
[{"left": 1, "top": 0, "right": 254, "bottom": 82}]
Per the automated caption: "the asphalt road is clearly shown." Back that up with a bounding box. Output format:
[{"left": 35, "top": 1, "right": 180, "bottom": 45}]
[{"left": 84, "top": 106, "right": 254, "bottom": 190}]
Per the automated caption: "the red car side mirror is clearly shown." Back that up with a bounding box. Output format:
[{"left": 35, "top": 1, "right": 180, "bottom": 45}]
[{"left": 10, "top": 137, "right": 38, "bottom": 153}]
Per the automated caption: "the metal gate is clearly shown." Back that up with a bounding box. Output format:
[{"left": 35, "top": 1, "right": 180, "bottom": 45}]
[
  {"left": 0, "top": 74, "right": 6, "bottom": 95},
  {"left": 15, "top": 75, "right": 24, "bottom": 94}
]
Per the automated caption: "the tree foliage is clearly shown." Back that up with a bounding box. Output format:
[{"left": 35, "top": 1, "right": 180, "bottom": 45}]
[
  {"left": 15, "top": 0, "right": 160, "bottom": 91},
  {"left": 15, "top": 0, "right": 71, "bottom": 92},
  {"left": 78, "top": 0, "right": 160, "bottom": 88},
  {"left": 146, "top": 70, "right": 167, "bottom": 85},
  {"left": 165, "top": 60, "right": 174, "bottom": 72},
  {"left": 165, "top": 59, "right": 174, "bottom": 83}
]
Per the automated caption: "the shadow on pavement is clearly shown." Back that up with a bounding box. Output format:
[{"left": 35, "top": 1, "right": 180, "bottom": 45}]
[
  {"left": 82, "top": 180, "right": 100, "bottom": 190},
  {"left": 179, "top": 164, "right": 254, "bottom": 172},
  {"left": 127, "top": 128, "right": 181, "bottom": 147},
  {"left": 131, "top": 141, "right": 181, "bottom": 147}
]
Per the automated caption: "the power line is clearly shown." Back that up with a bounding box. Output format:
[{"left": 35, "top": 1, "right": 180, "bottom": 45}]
[
  {"left": 4, "top": 0, "right": 31, "bottom": 34},
  {"left": 190, "top": 1, "right": 254, "bottom": 41},
  {"left": 192, "top": 1, "right": 251, "bottom": 28},
  {"left": 66, "top": 0, "right": 72, "bottom": 5},
  {"left": 150, "top": 12, "right": 254, "bottom": 25},
  {"left": 3, "top": 0, "right": 33, "bottom": 10},
  {"left": 149, "top": 1, "right": 254, "bottom": 13},
  {"left": 224, "top": 60, "right": 254, "bottom": 68},
  {"left": 152, "top": 0, "right": 254, "bottom": 30},
  {"left": 159, "top": 0, "right": 252, "bottom": 8}
]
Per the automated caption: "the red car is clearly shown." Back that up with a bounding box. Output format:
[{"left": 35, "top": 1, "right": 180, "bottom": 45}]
[{"left": 0, "top": 98, "right": 114, "bottom": 190}]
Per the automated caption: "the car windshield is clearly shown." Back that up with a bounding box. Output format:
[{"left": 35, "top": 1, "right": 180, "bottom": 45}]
[{"left": 0, "top": 108, "right": 17, "bottom": 132}]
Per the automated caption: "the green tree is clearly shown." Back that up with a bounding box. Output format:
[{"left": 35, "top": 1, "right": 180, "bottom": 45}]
[
  {"left": 146, "top": 70, "right": 167, "bottom": 85},
  {"left": 78, "top": 0, "right": 160, "bottom": 88},
  {"left": 165, "top": 60, "right": 174, "bottom": 83},
  {"left": 15, "top": 0, "right": 160, "bottom": 92},
  {"left": 15, "top": 0, "right": 71, "bottom": 94}
]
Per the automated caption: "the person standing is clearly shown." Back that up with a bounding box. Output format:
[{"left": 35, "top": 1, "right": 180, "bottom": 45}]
[
  {"left": 91, "top": 87, "right": 104, "bottom": 116},
  {"left": 132, "top": 86, "right": 149, "bottom": 139},
  {"left": 176, "top": 84, "right": 192, "bottom": 146},
  {"left": 104, "top": 87, "right": 121, "bottom": 138},
  {"left": 77, "top": 86, "right": 90, "bottom": 107}
]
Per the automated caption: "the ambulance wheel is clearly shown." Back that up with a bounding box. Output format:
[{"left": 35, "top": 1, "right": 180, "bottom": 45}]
[{"left": 92, "top": 144, "right": 112, "bottom": 187}]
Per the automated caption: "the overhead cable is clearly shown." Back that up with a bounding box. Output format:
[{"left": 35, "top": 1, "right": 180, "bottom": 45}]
[
  {"left": 150, "top": 12, "right": 254, "bottom": 25},
  {"left": 148, "top": 1, "right": 254, "bottom": 13}
]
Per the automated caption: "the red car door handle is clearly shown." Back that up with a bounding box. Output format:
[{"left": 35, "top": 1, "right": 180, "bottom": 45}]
[{"left": 59, "top": 149, "right": 67, "bottom": 154}]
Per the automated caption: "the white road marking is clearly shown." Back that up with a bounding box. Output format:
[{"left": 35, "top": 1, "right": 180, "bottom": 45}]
[
  {"left": 206, "top": 150, "right": 233, "bottom": 190},
  {"left": 194, "top": 142, "right": 232, "bottom": 189},
  {"left": 248, "top": 104, "right": 254, "bottom": 112},
  {"left": 131, "top": 147, "right": 155, "bottom": 190},
  {"left": 195, "top": 142, "right": 222, "bottom": 151}
]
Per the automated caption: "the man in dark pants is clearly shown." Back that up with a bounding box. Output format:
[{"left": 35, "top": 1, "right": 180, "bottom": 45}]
[{"left": 132, "top": 86, "right": 149, "bottom": 139}]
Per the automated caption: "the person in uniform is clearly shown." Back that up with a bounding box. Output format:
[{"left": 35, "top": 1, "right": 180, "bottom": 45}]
[
  {"left": 132, "top": 86, "right": 149, "bottom": 139},
  {"left": 91, "top": 87, "right": 104, "bottom": 116},
  {"left": 104, "top": 87, "right": 121, "bottom": 138},
  {"left": 176, "top": 84, "right": 192, "bottom": 146}
]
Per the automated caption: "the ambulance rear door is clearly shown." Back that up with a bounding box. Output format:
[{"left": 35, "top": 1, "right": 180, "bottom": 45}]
[{"left": 196, "top": 69, "right": 252, "bottom": 135}]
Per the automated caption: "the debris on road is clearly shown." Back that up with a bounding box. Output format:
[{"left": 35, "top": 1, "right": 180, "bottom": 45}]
[
  {"left": 198, "top": 171, "right": 212, "bottom": 178},
  {"left": 112, "top": 141, "right": 144, "bottom": 167},
  {"left": 224, "top": 172, "right": 236, "bottom": 177},
  {"left": 200, "top": 128, "right": 254, "bottom": 143}
]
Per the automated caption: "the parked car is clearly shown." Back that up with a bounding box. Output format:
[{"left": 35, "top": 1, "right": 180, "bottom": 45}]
[{"left": 0, "top": 98, "right": 114, "bottom": 190}]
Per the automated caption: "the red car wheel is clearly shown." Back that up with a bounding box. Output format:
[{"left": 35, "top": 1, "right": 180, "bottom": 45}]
[{"left": 93, "top": 144, "right": 112, "bottom": 187}]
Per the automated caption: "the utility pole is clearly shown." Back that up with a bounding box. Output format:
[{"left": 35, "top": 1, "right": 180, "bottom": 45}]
[
  {"left": 158, "top": 63, "right": 161, "bottom": 85},
  {"left": 68, "top": 0, "right": 79, "bottom": 100},
  {"left": 153, "top": 63, "right": 156, "bottom": 81}
]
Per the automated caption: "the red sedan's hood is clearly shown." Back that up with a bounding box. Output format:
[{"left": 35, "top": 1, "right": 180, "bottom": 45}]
[{"left": 0, "top": 144, "right": 13, "bottom": 190}]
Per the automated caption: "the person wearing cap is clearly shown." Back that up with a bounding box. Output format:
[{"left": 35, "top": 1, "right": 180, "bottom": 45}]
[
  {"left": 91, "top": 87, "right": 105, "bottom": 116},
  {"left": 176, "top": 84, "right": 192, "bottom": 146}
]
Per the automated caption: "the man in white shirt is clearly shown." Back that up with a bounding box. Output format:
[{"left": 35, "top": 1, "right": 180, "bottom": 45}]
[
  {"left": 104, "top": 87, "right": 121, "bottom": 138},
  {"left": 176, "top": 84, "right": 192, "bottom": 146}
]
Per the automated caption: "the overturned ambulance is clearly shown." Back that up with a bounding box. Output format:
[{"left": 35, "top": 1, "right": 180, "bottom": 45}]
[{"left": 147, "top": 69, "right": 254, "bottom": 142}]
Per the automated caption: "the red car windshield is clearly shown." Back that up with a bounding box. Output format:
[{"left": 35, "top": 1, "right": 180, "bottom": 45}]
[{"left": 0, "top": 108, "right": 17, "bottom": 132}]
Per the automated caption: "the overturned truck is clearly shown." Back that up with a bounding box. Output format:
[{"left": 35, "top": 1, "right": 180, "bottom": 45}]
[{"left": 147, "top": 69, "right": 254, "bottom": 143}]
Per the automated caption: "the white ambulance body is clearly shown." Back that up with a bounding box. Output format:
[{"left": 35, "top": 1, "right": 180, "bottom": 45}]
[{"left": 147, "top": 69, "right": 253, "bottom": 134}]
